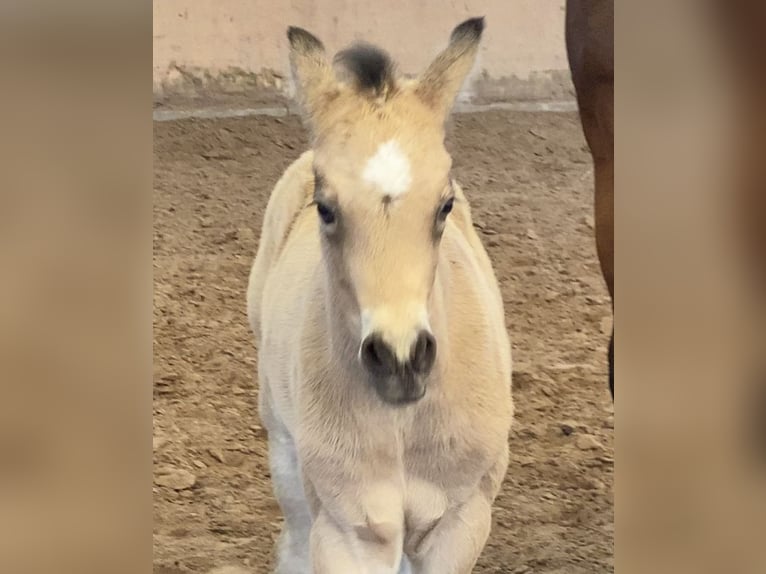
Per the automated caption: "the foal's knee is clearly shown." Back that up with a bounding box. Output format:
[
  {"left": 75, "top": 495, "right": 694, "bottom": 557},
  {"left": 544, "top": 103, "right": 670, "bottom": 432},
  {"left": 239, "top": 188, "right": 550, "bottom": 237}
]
[
  {"left": 354, "top": 519, "right": 403, "bottom": 569},
  {"left": 357, "top": 485, "right": 406, "bottom": 568},
  {"left": 311, "top": 506, "right": 405, "bottom": 573}
]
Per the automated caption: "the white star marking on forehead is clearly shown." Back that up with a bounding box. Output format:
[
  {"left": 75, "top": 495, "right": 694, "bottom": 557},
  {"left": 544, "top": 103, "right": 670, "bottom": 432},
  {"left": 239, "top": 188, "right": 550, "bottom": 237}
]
[{"left": 362, "top": 139, "right": 412, "bottom": 198}]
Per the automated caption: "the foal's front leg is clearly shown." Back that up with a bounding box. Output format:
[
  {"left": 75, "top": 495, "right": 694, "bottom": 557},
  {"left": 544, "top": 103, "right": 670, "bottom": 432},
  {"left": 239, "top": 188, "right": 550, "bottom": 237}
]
[
  {"left": 407, "top": 491, "right": 493, "bottom": 574},
  {"left": 308, "top": 483, "right": 407, "bottom": 574},
  {"left": 408, "top": 455, "right": 508, "bottom": 574},
  {"left": 310, "top": 509, "right": 407, "bottom": 574}
]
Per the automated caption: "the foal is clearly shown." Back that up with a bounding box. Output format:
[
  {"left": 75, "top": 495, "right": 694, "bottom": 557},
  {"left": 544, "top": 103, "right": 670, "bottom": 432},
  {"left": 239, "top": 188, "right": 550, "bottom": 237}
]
[{"left": 247, "top": 18, "right": 513, "bottom": 573}]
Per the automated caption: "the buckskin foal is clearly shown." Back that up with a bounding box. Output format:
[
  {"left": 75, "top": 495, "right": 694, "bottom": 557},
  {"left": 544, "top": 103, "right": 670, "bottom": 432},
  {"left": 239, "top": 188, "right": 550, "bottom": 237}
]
[{"left": 247, "top": 18, "right": 513, "bottom": 574}]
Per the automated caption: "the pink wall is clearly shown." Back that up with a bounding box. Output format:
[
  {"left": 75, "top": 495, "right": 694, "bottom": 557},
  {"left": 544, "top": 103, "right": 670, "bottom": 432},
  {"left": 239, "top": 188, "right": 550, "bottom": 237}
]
[{"left": 153, "top": 0, "right": 572, "bottom": 104}]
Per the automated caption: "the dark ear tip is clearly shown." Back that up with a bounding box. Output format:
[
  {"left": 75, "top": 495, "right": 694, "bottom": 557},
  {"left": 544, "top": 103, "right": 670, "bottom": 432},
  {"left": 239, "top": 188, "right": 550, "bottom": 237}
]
[
  {"left": 286, "top": 26, "right": 302, "bottom": 42},
  {"left": 287, "top": 26, "right": 324, "bottom": 52},
  {"left": 451, "top": 16, "right": 485, "bottom": 43}
]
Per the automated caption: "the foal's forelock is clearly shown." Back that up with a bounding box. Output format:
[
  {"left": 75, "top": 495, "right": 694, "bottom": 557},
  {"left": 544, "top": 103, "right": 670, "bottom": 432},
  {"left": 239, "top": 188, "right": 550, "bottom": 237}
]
[{"left": 334, "top": 43, "right": 397, "bottom": 100}]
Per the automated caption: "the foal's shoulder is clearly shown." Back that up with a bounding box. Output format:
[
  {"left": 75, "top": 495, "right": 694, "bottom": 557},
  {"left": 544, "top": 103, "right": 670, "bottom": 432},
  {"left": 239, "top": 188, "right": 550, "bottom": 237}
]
[
  {"left": 269, "top": 150, "right": 316, "bottom": 217},
  {"left": 447, "top": 180, "right": 501, "bottom": 288},
  {"left": 447, "top": 180, "right": 481, "bottom": 245},
  {"left": 247, "top": 150, "right": 316, "bottom": 335},
  {"left": 261, "top": 150, "right": 316, "bottom": 249}
]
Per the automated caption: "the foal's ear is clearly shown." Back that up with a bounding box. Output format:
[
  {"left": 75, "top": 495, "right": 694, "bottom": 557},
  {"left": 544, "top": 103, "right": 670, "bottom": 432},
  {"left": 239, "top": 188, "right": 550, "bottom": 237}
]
[
  {"left": 287, "top": 26, "right": 337, "bottom": 124},
  {"left": 415, "top": 17, "right": 485, "bottom": 120}
]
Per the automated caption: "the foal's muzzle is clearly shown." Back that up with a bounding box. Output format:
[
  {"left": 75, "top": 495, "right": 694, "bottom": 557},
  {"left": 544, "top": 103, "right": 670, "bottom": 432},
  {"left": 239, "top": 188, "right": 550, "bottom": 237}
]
[{"left": 360, "top": 330, "right": 436, "bottom": 404}]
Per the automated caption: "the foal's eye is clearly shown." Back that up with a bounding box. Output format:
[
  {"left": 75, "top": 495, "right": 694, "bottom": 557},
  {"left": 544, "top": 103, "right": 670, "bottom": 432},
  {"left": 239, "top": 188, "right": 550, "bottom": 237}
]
[
  {"left": 316, "top": 202, "right": 336, "bottom": 225},
  {"left": 439, "top": 198, "right": 455, "bottom": 218}
]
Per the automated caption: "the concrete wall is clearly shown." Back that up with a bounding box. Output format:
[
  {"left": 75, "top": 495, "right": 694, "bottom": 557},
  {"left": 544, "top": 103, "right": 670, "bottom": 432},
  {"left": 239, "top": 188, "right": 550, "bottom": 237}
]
[{"left": 153, "top": 0, "right": 573, "bottom": 106}]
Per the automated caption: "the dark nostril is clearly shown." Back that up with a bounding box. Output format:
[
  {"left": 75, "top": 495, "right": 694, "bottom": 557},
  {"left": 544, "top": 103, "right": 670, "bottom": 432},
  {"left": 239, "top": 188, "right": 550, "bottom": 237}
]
[
  {"left": 410, "top": 331, "right": 436, "bottom": 375},
  {"left": 361, "top": 334, "right": 396, "bottom": 376}
]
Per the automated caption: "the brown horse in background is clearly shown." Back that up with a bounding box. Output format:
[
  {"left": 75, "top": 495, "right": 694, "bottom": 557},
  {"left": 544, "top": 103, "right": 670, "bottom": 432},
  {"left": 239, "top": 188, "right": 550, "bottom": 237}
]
[
  {"left": 565, "top": 0, "right": 614, "bottom": 397},
  {"left": 712, "top": 0, "right": 766, "bottom": 458}
]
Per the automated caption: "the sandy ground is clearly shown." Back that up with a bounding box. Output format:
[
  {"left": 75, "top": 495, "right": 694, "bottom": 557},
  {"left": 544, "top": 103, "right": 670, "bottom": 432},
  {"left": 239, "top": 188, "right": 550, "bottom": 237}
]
[{"left": 153, "top": 110, "right": 614, "bottom": 573}]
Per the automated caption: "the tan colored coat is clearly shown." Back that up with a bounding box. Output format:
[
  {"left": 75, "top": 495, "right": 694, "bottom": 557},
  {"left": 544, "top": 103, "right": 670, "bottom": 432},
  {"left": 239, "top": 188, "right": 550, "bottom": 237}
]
[{"left": 247, "top": 18, "right": 513, "bottom": 574}]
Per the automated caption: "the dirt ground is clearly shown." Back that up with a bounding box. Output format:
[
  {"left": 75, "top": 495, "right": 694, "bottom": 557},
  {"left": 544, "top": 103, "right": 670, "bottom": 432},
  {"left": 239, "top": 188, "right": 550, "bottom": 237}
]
[{"left": 153, "top": 110, "right": 614, "bottom": 574}]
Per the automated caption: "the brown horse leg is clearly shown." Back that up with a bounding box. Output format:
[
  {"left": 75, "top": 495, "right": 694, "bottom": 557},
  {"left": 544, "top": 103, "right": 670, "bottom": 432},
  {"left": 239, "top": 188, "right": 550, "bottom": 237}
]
[
  {"left": 566, "top": 0, "right": 614, "bottom": 397},
  {"left": 594, "top": 156, "right": 614, "bottom": 301},
  {"left": 578, "top": 81, "right": 614, "bottom": 397},
  {"left": 595, "top": 155, "right": 614, "bottom": 398},
  {"left": 608, "top": 330, "right": 613, "bottom": 397},
  {"left": 595, "top": 149, "right": 613, "bottom": 398}
]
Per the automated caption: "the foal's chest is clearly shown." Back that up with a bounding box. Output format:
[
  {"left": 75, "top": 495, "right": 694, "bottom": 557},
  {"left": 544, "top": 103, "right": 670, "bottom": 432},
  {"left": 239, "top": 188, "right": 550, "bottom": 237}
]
[
  {"left": 402, "top": 398, "right": 502, "bottom": 484},
  {"left": 398, "top": 432, "right": 493, "bottom": 552}
]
